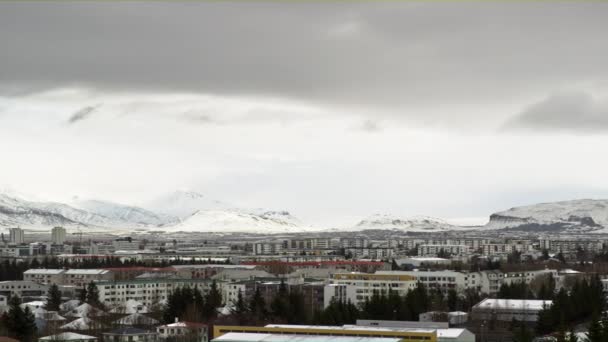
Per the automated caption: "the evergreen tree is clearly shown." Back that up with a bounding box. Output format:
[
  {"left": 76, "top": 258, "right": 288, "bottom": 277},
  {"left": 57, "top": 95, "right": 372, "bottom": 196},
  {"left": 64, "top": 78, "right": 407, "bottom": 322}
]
[
  {"left": 287, "top": 289, "right": 306, "bottom": 324},
  {"left": 163, "top": 287, "right": 182, "bottom": 323},
  {"left": 85, "top": 281, "right": 101, "bottom": 307},
  {"left": 230, "top": 289, "right": 249, "bottom": 325},
  {"left": 270, "top": 279, "right": 289, "bottom": 320},
  {"left": 203, "top": 280, "right": 222, "bottom": 320},
  {"left": 4, "top": 295, "right": 37, "bottom": 341},
  {"left": 447, "top": 289, "right": 458, "bottom": 311},
  {"left": 79, "top": 285, "right": 87, "bottom": 303},
  {"left": 249, "top": 287, "right": 268, "bottom": 322},
  {"left": 587, "top": 314, "right": 603, "bottom": 342},
  {"left": 45, "top": 283, "right": 62, "bottom": 311}
]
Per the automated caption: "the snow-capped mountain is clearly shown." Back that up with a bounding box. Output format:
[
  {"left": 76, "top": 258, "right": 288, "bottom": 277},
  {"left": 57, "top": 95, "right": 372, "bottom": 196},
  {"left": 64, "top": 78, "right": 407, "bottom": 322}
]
[
  {"left": 0, "top": 193, "right": 84, "bottom": 228},
  {"left": 0, "top": 192, "right": 175, "bottom": 229},
  {"left": 351, "top": 214, "right": 459, "bottom": 232},
  {"left": 144, "top": 190, "right": 232, "bottom": 220},
  {"left": 71, "top": 199, "right": 179, "bottom": 226},
  {"left": 159, "top": 209, "right": 314, "bottom": 234},
  {"left": 485, "top": 199, "right": 608, "bottom": 232}
]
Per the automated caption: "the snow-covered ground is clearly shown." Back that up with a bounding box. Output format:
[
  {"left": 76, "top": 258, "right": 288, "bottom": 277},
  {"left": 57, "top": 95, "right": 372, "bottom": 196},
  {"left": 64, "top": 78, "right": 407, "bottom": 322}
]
[
  {"left": 484, "top": 199, "right": 608, "bottom": 232},
  {"left": 348, "top": 213, "right": 467, "bottom": 232},
  {"left": 157, "top": 209, "right": 320, "bottom": 234}
]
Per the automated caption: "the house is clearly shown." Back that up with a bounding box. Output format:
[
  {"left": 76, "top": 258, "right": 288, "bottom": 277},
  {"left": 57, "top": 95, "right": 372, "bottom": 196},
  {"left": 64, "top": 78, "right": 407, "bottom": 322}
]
[
  {"left": 102, "top": 327, "right": 158, "bottom": 342},
  {"left": 156, "top": 320, "right": 208, "bottom": 342}
]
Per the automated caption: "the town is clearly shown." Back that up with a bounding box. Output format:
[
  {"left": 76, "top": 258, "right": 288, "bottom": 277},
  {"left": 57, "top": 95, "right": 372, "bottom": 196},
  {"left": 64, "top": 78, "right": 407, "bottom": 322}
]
[{"left": 0, "top": 226, "right": 606, "bottom": 341}]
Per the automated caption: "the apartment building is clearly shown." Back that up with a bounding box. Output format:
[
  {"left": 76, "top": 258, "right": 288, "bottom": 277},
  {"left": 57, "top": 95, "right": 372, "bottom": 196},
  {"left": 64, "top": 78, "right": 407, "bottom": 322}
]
[
  {"left": 23, "top": 269, "right": 65, "bottom": 285},
  {"left": 377, "top": 270, "right": 481, "bottom": 294},
  {"left": 539, "top": 239, "right": 604, "bottom": 253},
  {"left": 326, "top": 272, "right": 417, "bottom": 306},
  {"left": 63, "top": 269, "right": 113, "bottom": 287},
  {"left": 23, "top": 268, "right": 113, "bottom": 286},
  {"left": 418, "top": 245, "right": 469, "bottom": 257},
  {"left": 253, "top": 240, "right": 286, "bottom": 255},
  {"left": 96, "top": 278, "right": 221, "bottom": 307},
  {"left": 0, "top": 281, "right": 48, "bottom": 302}
]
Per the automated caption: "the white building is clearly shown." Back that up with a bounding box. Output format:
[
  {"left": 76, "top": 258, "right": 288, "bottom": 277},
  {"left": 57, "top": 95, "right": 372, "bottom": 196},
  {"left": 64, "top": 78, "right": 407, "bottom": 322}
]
[
  {"left": 0, "top": 281, "right": 48, "bottom": 301},
  {"left": 375, "top": 270, "right": 481, "bottom": 294},
  {"left": 51, "top": 226, "right": 67, "bottom": 245},
  {"left": 97, "top": 278, "right": 222, "bottom": 307},
  {"left": 9, "top": 227, "right": 24, "bottom": 244},
  {"left": 24, "top": 268, "right": 113, "bottom": 287},
  {"left": 325, "top": 272, "right": 417, "bottom": 307},
  {"left": 63, "top": 269, "right": 113, "bottom": 287},
  {"left": 471, "top": 298, "right": 552, "bottom": 322},
  {"left": 112, "top": 238, "right": 140, "bottom": 251},
  {"left": 157, "top": 320, "right": 208, "bottom": 342},
  {"left": 417, "top": 245, "right": 469, "bottom": 257},
  {"left": 23, "top": 269, "right": 65, "bottom": 285}
]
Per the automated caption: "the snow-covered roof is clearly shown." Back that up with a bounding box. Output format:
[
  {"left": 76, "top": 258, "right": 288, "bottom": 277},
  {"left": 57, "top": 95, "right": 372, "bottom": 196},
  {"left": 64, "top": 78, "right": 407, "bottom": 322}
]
[
  {"left": 109, "top": 299, "right": 149, "bottom": 314},
  {"left": 158, "top": 321, "right": 206, "bottom": 329},
  {"left": 114, "top": 313, "right": 159, "bottom": 326},
  {"left": 66, "top": 303, "right": 107, "bottom": 318},
  {"left": 436, "top": 329, "right": 470, "bottom": 338},
  {"left": 60, "top": 299, "right": 81, "bottom": 312},
  {"left": 266, "top": 325, "right": 436, "bottom": 334},
  {"left": 213, "top": 333, "right": 403, "bottom": 342},
  {"left": 24, "top": 269, "right": 64, "bottom": 275},
  {"left": 39, "top": 332, "right": 97, "bottom": 341},
  {"left": 61, "top": 317, "right": 97, "bottom": 330},
  {"left": 64, "top": 269, "right": 109, "bottom": 275},
  {"left": 37, "top": 311, "right": 67, "bottom": 321},
  {"left": 405, "top": 257, "right": 450, "bottom": 261},
  {"left": 473, "top": 299, "right": 552, "bottom": 311},
  {"left": 172, "top": 264, "right": 256, "bottom": 269}
]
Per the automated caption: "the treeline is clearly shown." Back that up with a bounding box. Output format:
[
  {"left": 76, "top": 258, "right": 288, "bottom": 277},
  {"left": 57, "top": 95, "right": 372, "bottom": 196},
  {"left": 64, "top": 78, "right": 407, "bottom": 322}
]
[
  {"left": 162, "top": 280, "right": 223, "bottom": 323},
  {"left": 0, "top": 295, "right": 37, "bottom": 341},
  {"left": 0, "top": 256, "right": 232, "bottom": 281},
  {"left": 536, "top": 276, "right": 605, "bottom": 335}
]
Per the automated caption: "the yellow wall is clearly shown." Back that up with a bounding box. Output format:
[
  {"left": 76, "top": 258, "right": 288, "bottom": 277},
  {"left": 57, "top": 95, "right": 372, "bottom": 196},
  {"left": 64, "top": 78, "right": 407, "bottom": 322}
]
[{"left": 213, "top": 325, "right": 436, "bottom": 342}]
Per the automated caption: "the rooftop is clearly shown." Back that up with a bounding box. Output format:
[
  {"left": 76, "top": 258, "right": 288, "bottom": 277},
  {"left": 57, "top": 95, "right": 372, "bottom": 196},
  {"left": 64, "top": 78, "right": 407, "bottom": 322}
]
[
  {"left": 213, "top": 333, "right": 404, "bottom": 342},
  {"left": 473, "top": 299, "right": 552, "bottom": 311},
  {"left": 24, "top": 269, "right": 64, "bottom": 274}
]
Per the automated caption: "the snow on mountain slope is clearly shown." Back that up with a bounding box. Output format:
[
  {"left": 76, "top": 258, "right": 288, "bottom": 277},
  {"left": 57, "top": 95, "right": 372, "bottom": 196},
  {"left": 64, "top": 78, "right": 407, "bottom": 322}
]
[
  {"left": 351, "top": 214, "right": 460, "bottom": 232},
  {"left": 72, "top": 199, "right": 179, "bottom": 226},
  {"left": 144, "top": 191, "right": 232, "bottom": 220},
  {"left": 0, "top": 193, "right": 172, "bottom": 229},
  {"left": 0, "top": 193, "right": 84, "bottom": 228},
  {"left": 160, "top": 209, "right": 314, "bottom": 234},
  {"left": 485, "top": 199, "right": 608, "bottom": 232}
]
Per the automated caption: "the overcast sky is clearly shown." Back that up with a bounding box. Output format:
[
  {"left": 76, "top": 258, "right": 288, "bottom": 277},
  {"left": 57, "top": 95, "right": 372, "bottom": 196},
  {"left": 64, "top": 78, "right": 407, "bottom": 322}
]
[{"left": 1, "top": 2, "right": 608, "bottom": 226}]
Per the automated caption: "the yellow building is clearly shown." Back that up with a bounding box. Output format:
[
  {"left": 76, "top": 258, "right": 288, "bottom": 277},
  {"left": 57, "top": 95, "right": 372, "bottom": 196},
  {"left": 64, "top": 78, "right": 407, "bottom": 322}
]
[{"left": 213, "top": 325, "right": 436, "bottom": 342}]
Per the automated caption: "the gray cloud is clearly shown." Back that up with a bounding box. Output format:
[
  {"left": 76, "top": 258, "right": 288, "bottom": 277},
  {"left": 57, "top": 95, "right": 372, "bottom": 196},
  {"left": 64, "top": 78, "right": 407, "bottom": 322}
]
[
  {"left": 1, "top": 2, "right": 607, "bottom": 124},
  {"left": 504, "top": 91, "right": 608, "bottom": 132},
  {"left": 67, "top": 104, "right": 100, "bottom": 124}
]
